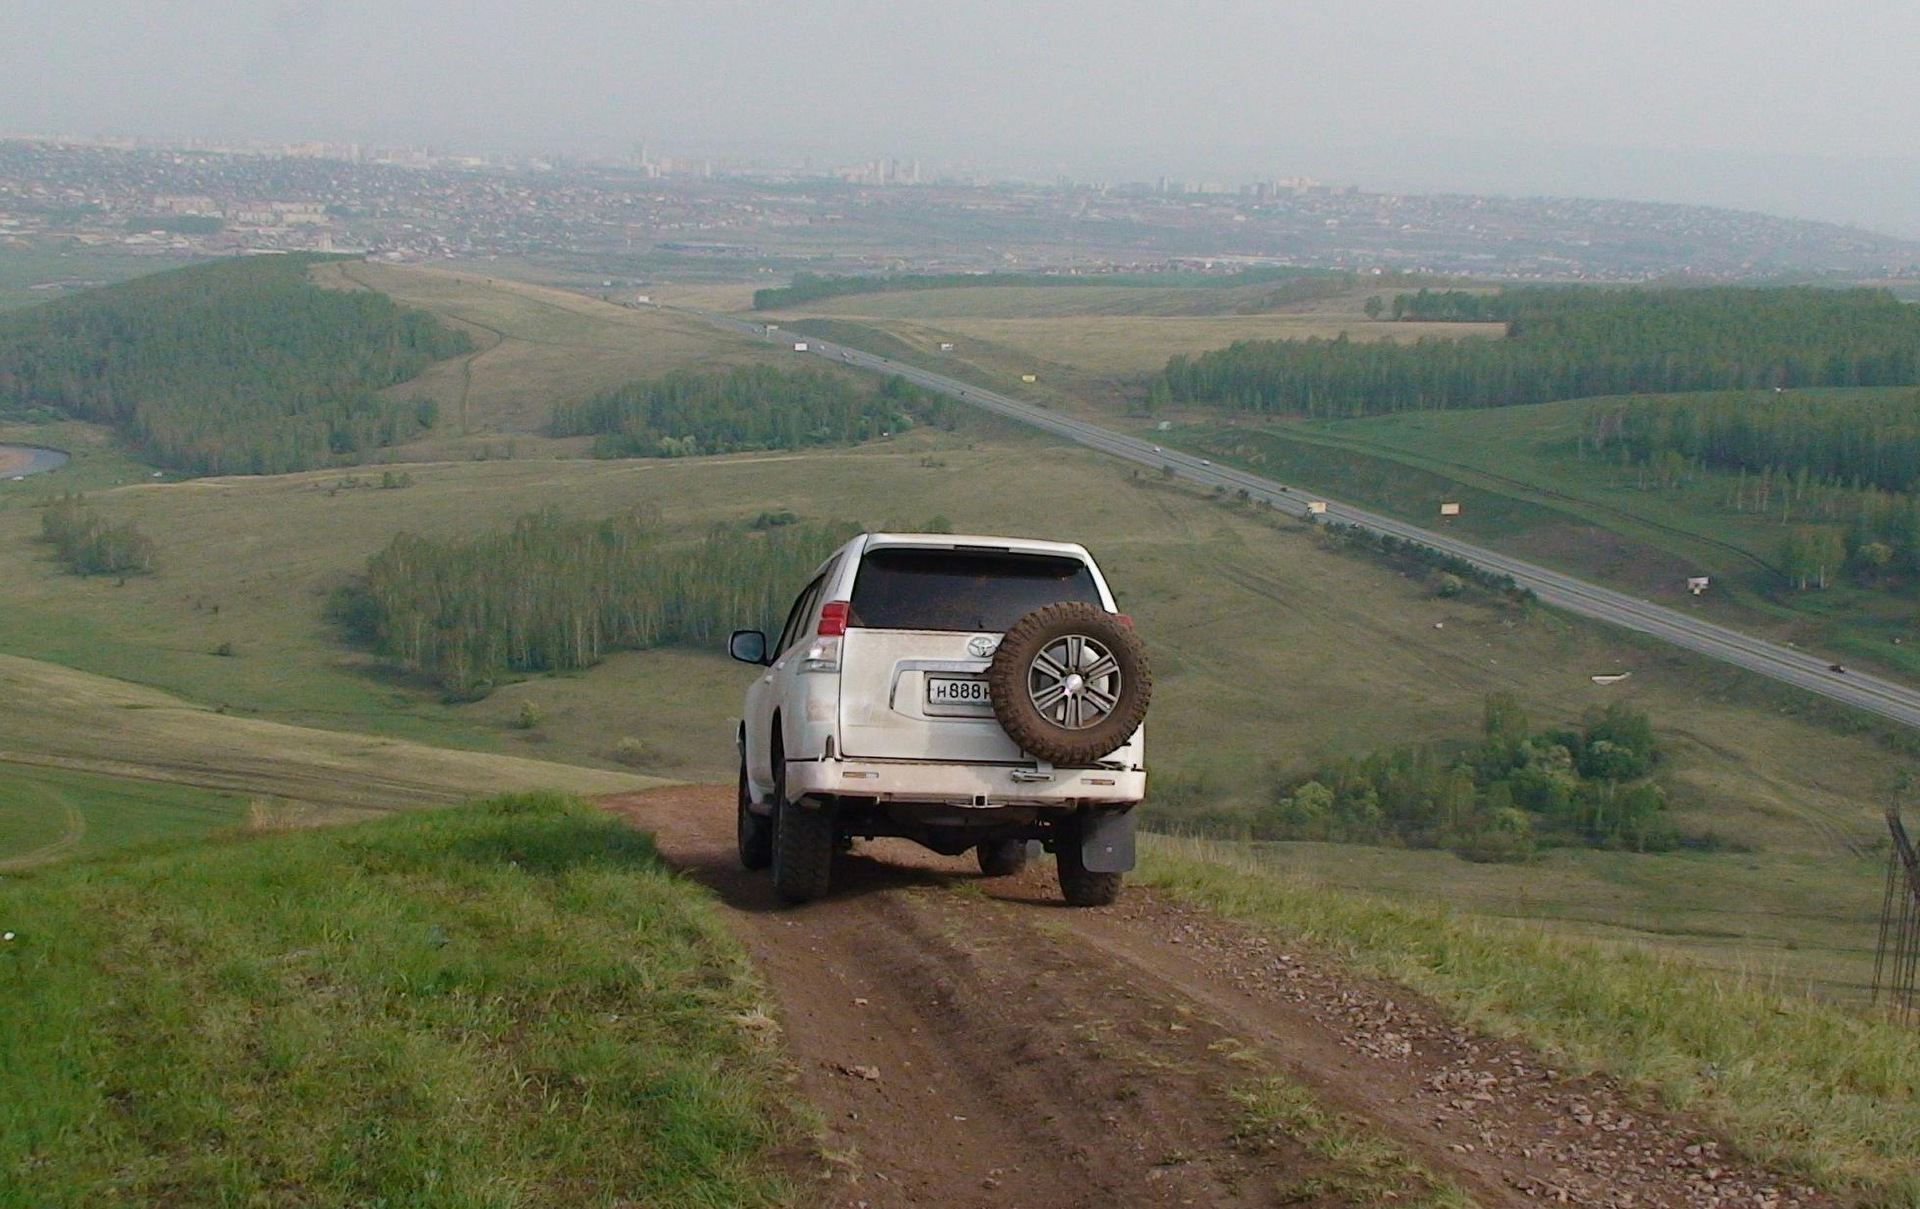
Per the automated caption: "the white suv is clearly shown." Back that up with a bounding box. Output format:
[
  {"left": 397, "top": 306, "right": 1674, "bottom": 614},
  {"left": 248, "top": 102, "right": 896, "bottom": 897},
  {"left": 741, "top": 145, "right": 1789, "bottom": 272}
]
[{"left": 729, "top": 532, "right": 1150, "bottom": 906}]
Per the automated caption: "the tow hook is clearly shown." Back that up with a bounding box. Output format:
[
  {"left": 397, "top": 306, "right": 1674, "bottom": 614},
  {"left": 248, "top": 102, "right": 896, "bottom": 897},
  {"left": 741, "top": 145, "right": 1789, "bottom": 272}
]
[{"left": 1010, "top": 763, "right": 1056, "bottom": 784}]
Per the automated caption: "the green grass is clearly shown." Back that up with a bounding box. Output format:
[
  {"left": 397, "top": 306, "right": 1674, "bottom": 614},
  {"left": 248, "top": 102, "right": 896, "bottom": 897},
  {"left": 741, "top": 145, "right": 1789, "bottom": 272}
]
[
  {"left": 1229, "top": 1076, "right": 1473, "bottom": 1207},
  {"left": 1141, "top": 834, "right": 1920, "bottom": 1203},
  {"left": 1156, "top": 397, "right": 1920, "bottom": 683},
  {"left": 0, "top": 437, "right": 1908, "bottom": 996},
  {"left": 1, "top": 267, "right": 1912, "bottom": 1010},
  {"left": 0, "top": 792, "right": 801, "bottom": 1208},
  {"left": 0, "top": 764, "right": 247, "bottom": 869},
  {"left": 0, "top": 652, "right": 665, "bottom": 863}
]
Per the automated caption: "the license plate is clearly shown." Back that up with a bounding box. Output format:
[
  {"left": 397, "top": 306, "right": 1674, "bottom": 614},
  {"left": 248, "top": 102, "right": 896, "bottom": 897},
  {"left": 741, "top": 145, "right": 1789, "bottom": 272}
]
[{"left": 926, "top": 676, "right": 991, "bottom": 706}]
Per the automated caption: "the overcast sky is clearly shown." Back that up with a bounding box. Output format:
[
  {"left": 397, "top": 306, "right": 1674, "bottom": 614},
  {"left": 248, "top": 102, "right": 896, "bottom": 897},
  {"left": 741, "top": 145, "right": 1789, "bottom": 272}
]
[{"left": 8, "top": 0, "right": 1920, "bottom": 235}]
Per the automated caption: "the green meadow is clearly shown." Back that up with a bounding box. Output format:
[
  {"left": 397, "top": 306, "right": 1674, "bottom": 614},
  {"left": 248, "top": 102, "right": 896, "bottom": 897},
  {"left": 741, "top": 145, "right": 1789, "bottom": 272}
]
[
  {"left": 0, "top": 793, "right": 799, "bottom": 1207},
  {"left": 1151, "top": 393, "right": 1920, "bottom": 681},
  {"left": 0, "top": 264, "right": 1910, "bottom": 1007}
]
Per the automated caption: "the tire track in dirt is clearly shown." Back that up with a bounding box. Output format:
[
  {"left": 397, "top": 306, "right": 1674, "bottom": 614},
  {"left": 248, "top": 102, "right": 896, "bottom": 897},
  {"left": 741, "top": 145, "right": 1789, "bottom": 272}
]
[
  {"left": 604, "top": 786, "right": 1842, "bottom": 1209},
  {"left": 0, "top": 792, "right": 85, "bottom": 870}
]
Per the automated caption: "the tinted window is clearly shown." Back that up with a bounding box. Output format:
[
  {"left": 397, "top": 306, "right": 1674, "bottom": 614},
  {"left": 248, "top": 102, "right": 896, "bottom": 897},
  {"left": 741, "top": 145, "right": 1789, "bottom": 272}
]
[{"left": 849, "top": 549, "right": 1102, "bottom": 633}]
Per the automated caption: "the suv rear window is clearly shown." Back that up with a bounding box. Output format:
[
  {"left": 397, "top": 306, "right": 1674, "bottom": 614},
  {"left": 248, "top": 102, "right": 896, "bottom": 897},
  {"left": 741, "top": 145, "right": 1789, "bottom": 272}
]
[{"left": 849, "top": 548, "right": 1103, "bottom": 633}]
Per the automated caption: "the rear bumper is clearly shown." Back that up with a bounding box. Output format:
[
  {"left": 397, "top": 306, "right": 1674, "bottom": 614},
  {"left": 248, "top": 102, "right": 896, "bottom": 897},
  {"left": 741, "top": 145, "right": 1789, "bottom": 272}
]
[{"left": 786, "top": 757, "right": 1145, "bottom": 809}]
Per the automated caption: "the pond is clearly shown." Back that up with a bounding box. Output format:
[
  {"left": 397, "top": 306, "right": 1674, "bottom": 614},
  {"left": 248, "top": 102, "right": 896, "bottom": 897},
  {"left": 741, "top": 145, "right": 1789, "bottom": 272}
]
[{"left": 0, "top": 444, "right": 71, "bottom": 479}]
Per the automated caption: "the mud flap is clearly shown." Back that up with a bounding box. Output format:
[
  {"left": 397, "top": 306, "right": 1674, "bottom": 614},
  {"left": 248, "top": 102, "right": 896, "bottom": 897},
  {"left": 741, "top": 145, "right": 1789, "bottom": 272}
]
[{"left": 1080, "top": 809, "right": 1136, "bottom": 873}]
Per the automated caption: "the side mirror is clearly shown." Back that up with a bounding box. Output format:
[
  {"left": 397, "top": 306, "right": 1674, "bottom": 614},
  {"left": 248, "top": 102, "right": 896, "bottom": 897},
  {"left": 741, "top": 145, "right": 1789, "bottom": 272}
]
[{"left": 729, "top": 630, "right": 770, "bottom": 666}]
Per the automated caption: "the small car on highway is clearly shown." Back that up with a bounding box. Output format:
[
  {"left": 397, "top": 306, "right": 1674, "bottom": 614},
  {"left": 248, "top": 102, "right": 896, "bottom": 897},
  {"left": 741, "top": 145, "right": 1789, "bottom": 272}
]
[{"left": 729, "top": 532, "right": 1150, "bottom": 906}]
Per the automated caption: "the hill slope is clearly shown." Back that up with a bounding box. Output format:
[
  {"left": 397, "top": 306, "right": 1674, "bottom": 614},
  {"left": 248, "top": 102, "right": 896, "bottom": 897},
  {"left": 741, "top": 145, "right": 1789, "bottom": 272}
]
[{"left": 0, "top": 792, "right": 799, "bottom": 1207}]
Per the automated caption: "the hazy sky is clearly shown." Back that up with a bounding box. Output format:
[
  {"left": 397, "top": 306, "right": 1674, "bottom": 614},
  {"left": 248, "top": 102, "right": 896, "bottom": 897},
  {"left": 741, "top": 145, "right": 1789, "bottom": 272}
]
[{"left": 8, "top": 0, "right": 1920, "bottom": 234}]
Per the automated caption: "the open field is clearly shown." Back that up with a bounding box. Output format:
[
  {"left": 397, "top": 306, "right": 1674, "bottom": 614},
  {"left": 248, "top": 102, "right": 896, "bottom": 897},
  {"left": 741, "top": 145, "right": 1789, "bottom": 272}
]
[
  {"left": 0, "top": 423, "right": 1907, "bottom": 998},
  {"left": 766, "top": 282, "right": 1503, "bottom": 379},
  {"left": 0, "top": 652, "right": 665, "bottom": 858},
  {"left": 0, "top": 246, "right": 186, "bottom": 311},
  {"left": 312, "top": 262, "right": 783, "bottom": 442},
  {"left": 812, "top": 314, "right": 1504, "bottom": 376}
]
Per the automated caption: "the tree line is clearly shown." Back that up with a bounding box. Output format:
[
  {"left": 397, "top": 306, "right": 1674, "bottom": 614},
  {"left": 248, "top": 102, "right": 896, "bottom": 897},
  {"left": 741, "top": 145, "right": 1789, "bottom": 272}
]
[
  {"left": 1591, "top": 388, "right": 1920, "bottom": 496},
  {"left": 336, "top": 509, "right": 857, "bottom": 697},
  {"left": 1583, "top": 388, "right": 1920, "bottom": 589},
  {"left": 38, "top": 494, "right": 156, "bottom": 576},
  {"left": 551, "top": 366, "right": 956, "bottom": 458},
  {"left": 0, "top": 254, "right": 470, "bottom": 475},
  {"left": 1151, "top": 287, "right": 1920, "bottom": 418},
  {"left": 1256, "top": 696, "right": 1676, "bottom": 862}
]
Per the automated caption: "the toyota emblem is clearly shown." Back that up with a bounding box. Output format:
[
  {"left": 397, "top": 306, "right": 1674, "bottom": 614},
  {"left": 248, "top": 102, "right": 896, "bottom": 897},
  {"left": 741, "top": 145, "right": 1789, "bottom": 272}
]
[{"left": 967, "top": 635, "right": 1001, "bottom": 658}]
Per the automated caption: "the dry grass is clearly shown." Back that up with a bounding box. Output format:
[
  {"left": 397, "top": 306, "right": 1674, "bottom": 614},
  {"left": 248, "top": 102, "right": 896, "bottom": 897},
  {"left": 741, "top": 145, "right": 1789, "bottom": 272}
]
[
  {"left": 311, "top": 262, "right": 776, "bottom": 437},
  {"left": 0, "top": 652, "right": 664, "bottom": 823},
  {"left": 809, "top": 315, "right": 1502, "bottom": 377}
]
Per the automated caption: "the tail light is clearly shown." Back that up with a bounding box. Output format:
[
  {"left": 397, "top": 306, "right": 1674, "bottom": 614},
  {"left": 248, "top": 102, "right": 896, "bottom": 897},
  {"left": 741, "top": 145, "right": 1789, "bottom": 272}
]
[
  {"left": 818, "top": 600, "right": 849, "bottom": 636},
  {"left": 803, "top": 600, "right": 850, "bottom": 671}
]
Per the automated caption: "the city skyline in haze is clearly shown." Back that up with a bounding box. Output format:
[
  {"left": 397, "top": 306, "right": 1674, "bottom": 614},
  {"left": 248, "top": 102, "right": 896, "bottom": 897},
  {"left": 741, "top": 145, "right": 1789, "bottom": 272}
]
[{"left": 7, "top": 1, "right": 1919, "bottom": 236}]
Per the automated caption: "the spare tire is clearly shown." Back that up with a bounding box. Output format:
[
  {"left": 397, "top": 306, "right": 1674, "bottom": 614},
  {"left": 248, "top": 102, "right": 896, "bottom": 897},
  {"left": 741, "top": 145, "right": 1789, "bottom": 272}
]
[{"left": 987, "top": 601, "right": 1149, "bottom": 765}]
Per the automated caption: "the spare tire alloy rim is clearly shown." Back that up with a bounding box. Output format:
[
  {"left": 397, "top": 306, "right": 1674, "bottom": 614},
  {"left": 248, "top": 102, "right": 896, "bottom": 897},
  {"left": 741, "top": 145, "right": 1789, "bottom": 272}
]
[{"left": 1030, "top": 635, "right": 1121, "bottom": 730}]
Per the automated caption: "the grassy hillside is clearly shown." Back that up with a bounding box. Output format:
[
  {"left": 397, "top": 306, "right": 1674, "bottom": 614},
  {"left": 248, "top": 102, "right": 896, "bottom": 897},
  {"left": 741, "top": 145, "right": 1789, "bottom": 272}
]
[
  {"left": 0, "top": 792, "right": 799, "bottom": 1207},
  {"left": 0, "top": 265, "right": 1908, "bottom": 1004},
  {"left": 1155, "top": 394, "right": 1920, "bottom": 682},
  {"left": 0, "top": 428, "right": 1906, "bottom": 999},
  {"left": 315, "top": 262, "right": 787, "bottom": 444},
  {"left": 0, "top": 763, "right": 246, "bottom": 870},
  {"left": 1143, "top": 837, "right": 1920, "bottom": 1201},
  {"left": 0, "top": 255, "right": 471, "bottom": 474},
  {"left": 0, "top": 651, "right": 665, "bottom": 859}
]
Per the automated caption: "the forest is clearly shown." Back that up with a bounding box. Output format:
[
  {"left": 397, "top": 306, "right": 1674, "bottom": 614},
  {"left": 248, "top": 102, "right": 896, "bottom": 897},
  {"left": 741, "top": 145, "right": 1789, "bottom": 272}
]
[
  {"left": 1591, "top": 389, "right": 1920, "bottom": 496},
  {"left": 0, "top": 254, "right": 470, "bottom": 474},
  {"left": 1248, "top": 696, "right": 1676, "bottom": 862},
  {"left": 339, "top": 509, "right": 855, "bottom": 696},
  {"left": 551, "top": 366, "right": 955, "bottom": 457},
  {"left": 1152, "top": 287, "right": 1920, "bottom": 418}
]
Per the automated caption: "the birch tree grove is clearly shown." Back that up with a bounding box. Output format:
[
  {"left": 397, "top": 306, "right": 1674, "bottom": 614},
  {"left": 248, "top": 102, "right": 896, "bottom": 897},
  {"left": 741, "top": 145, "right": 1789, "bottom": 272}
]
[
  {"left": 354, "top": 510, "right": 855, "bottom": 696},
  {"left": 1152, "top": 287, "right": 1920, "bottom": 418}
]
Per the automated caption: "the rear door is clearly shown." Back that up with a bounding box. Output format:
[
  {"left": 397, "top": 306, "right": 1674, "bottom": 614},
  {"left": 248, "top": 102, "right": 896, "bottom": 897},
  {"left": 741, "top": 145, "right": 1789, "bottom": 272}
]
[
  {"left": 744, "top": 571, "right": 827, "bottom": 785},
  {"left": 835, "top": 546, "right": 1106, "bottom": 762}
]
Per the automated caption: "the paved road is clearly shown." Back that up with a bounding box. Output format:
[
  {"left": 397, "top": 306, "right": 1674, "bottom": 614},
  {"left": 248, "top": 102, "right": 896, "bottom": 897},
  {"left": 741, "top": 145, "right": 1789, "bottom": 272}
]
[{"left": 699, "top": 314, "right": 1920, "bottom": 732}]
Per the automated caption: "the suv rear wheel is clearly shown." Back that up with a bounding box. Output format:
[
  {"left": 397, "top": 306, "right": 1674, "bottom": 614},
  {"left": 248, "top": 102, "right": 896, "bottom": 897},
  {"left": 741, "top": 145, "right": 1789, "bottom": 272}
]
[
  {"left": 770, "top": 735, "right": 834, "bottom": 903},
  {"left": 989, "top": 602, "right": 1150, "bottom": 765},
  {"left": 975, "top": 837, "right": 1029, "bottom": 877},
  {"left": 1056, "top": 823, "right": 1123, "bottom": 907}
]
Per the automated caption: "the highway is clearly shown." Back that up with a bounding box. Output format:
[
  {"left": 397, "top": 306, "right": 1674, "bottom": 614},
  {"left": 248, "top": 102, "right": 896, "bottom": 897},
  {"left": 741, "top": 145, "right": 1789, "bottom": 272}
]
[{"left": 699, "top": 313, "right": 1920, "bottom": 732}]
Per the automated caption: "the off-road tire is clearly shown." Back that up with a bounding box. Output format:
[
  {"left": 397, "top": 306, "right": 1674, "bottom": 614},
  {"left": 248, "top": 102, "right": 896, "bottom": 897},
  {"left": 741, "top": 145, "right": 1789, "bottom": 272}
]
[
  {"left": 976, "top": 837, "right": 1029, "bottom": 877},
  {"left": 770, "top": 739, "right": 834, "bottom": 904},
  {"left": 988, "top": 601, "right": 1150, "bottom": 765},
  {"left": 737, "top": 758, "right": 772, "bottom": 871},
  {"left": 1056, "top": 826, "right": 1123, "bottom": 907}
]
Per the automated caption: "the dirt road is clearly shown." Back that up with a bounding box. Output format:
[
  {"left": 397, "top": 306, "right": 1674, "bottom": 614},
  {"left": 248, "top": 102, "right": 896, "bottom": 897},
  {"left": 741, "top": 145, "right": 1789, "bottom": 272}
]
[{"left": 603, "top": 787, "right": 1835, "bottom": 1209}]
